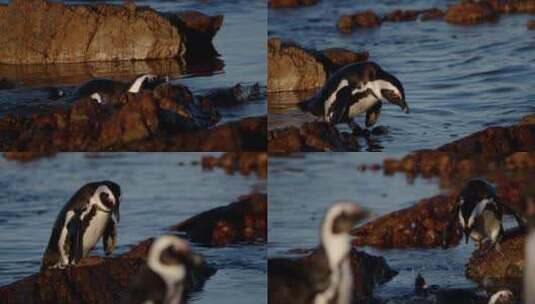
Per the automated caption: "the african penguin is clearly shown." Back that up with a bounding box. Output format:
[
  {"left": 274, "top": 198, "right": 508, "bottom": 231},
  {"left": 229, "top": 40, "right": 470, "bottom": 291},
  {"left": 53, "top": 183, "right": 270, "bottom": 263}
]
[
  {"left": 122, "top": 235, "right": 203, "bottom": 304},
  {"left": 71, "top": 74, "right": 168, "bottom": 102},
  {"left": 297, "top": 62, "right": 408, "bottom": 133},
  {"left": 268, "top": 202, "right": 369, "bottom": 304},
  {"left": 41, "top": 181, "right": 121, "bottom": 269},
  {"left": 525, "top": 194, "right": 535, "bottom": 304},
  {"left": 454, "top": 178, "right": 524, "bottom": 251}
]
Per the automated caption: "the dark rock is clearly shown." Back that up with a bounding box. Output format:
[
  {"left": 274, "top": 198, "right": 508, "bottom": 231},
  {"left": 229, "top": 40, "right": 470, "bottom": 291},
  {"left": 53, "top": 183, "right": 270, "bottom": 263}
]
[
  {"left": 269, "top": 0, "right": 319, "bottom": 8},
  {"left": 171, "top": 193, "right": 267, "bottom": 246},
  {"left": 316, "top": 48, "right": 369, "bottom": 73},
  {"left": 420, "top": 8, "right": 445, "bottom": 21},
  {"left": 444, "top": 1, "right": 499, "bottom": 25},
  {"left": 384, "top": 9, "right": 420, "bottom": 22},
  {"left": 201, "top": 152, "right": 268, "bottom": 178},
  {"left": 352, "top": 195, "right": 462, "bottom": 249},
  {"left": 0, "top": 78, "right": 15, "bottom": 90},
  {"left": 371, "top": 126, "right": 388, "bottom": 136},
  {"left": 337, "top": 11, "right": 382, "bottom": 34},
  {"left": 201, "top": 83, "right": 266, "bottom": 107}
]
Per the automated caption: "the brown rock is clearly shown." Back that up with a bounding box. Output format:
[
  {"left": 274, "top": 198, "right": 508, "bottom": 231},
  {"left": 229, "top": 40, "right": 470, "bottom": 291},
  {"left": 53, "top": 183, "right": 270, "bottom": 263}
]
[
  {"left": 269, "top": 0, "right": 319, "bottom": 8},
  {"left": 0, "top": 0, "right": 185, "bottom": 64},
  {"left": 444, "top": 1, "right": 498, "bottom": 25},
  {"left": 384, "top": 9, "right": 420, "bottom": 22},
  {"left": 0, "top": 78, "right": 15, "bottom": 90},
  {"left": 352, "top": 195, "right": 462, "bottom": 249},
  {"left": 420, "top": 8, "right": 445, "bottom": 21},
  {"left": 337, "top": 11, "right": 381, "bottom": 34},
  {"left": 268, "top": 37, "right": 327, "bottom": 92},
  {"left": 488, "top": 0, "right": 535, "bottom": 14},
  {"left": 170, "top": 193, "right": 267, "bottom": 246},
  {"left": 519, "top": 113, "right": 535, "bottom": 125},
  {"left": 201, "top": 83, "right": 265, "bottom": 107},
  {"left": 319, "top": 48, "right": 369, "bottom": 71},
  {"left": 201, "top": 152, "right": 268, "bottom": 178}
]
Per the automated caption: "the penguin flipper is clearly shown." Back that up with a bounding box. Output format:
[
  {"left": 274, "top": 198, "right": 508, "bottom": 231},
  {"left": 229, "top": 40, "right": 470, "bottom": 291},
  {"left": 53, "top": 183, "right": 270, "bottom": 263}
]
[
  {"left": 498, "top": 200, "right": 527, "bottom": 230},
  {"left": 103, "top": 218, "right": 117, "bottom": 256},
  {"left": 326, "top": 86, "right": 352, "bottom": 125},
  {"left": 365, "top": 101, "right": 382, "bottom": 128},
  {"left": 66, "top": 211, "right": 83, "bottom": 264}
]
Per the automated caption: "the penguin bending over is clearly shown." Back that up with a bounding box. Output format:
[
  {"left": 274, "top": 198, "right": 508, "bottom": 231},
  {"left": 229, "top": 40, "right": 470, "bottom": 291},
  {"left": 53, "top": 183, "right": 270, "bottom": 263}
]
[
  {"left": 268, "top": 202, "right": 369, "bottom": 304},
  {"left": 453, "top": 179, "right": 525, "bottom": 251},
  {"left": 123, "top": 235, "right": 206, "bottom": 304},
  {"left": 41, "top": 181, "right": 121, "bottom": 269},
  {"left": 298, "top": 62, "right": 408, "bottom": 133}
]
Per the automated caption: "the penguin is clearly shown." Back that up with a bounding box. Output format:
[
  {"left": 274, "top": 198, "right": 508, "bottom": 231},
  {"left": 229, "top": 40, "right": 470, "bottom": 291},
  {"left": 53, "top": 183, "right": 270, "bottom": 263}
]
[
  {"left": 268, "top": 202, "right": 369, "bottom": 304},
  {"left": 41, "top": 181, "right": 121, "bottom": 269},
  {"left": 454, "top": 179, "right": 525, "bottom": 251},
  {"left": 71, "top": 74, "right": 168, "bottom": 102},
  {"left": 122, "top": 235, "right": 205, "bottom": 304},
  {"left": 524, "top": 193, "right": 535, "bottom": 304},
  {"left": 297, "top": 62, "right": 408, "bottom": 133}
]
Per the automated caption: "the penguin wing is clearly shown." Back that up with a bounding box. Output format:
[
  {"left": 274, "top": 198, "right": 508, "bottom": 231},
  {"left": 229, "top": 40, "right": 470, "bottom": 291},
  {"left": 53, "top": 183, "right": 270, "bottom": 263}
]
[
  {"left": 103, "top": 217, "right": 117, "bottom": 256},
  {"left": 365, "top": 101, "right": 382, "bottom": 127},
  {"left": 66, "top": 209, "right": 84, "bottom": 264},
  {"left": 326, "top": 86, "right": 352, "bottom": 125},
  {"left": 497, "top": 200, "right": 526, "bottom": 230}
]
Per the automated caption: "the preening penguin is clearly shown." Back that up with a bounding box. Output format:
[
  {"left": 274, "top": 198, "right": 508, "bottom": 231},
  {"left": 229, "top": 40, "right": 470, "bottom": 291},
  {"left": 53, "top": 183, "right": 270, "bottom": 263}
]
[
  {"left": 298, "top": 62, "right": 408, "bottom": 133},
  {"left": 268, "top": 202, "right": 369, "bottom": 304},
  {"left": 453, "top": 179, "right": 524, "bottom": 251},
  {"left": 122, "top": 235, "right": 204, "bottom": 304},
  {"left": 41, "top": 181, "right": 121, "bottom": 269}
]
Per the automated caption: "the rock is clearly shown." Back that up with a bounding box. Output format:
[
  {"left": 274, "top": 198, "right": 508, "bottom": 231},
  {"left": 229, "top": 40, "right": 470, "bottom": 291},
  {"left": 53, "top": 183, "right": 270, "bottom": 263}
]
[
  {"left": 3, "top": 152, "right": 56, "bottom": 162},
  {"left": 201, "top": 152, "right": 268, "bottom": 178},
  {"left": 0, "top": 0, "right": 185, "bottom": 64},
  {"left": 170, "top": 193, "right": 267, "bottom": 246},
  {"left": 519, "top": 113, "right": 535, "bottom": 125},
  {"left": 0, "top": 78, "right": 15, "bottom": 90},
  {"left": 444, "top": 1, "right": 498, "bottom": 25},
  {"left": 201, "top": 83, "right": 266, "bottom": 107},
  {"left": 488, "top": 0, "right": 535, "bottom": 14},
  {"left": 384, "top": 9, "right": 420, "bottom": 22},
  {"left": 420, "top": 8, "right": 445, "bottom": 21},
  {"left": 162, "top": 11, "right": 223, "bottom": 59},
  {"left": 0, "top": 238, "right": 215, "bottom": 304},
  {"left": 352, "top": 195, "right": 462, "bottom": 249},
  {"left": 337, "top": 11, "right": 382, "bottom": 34},
  {"left": 268, "top": 37, "right": 327, "bottom": 92},
  {"left": 268, "top": 121, "right": 360, "bottom": 153},
  {"left": 269, "top": 0, "right": 319, "bottom": 8},
  {"left": 317, "top": 48, "right": 369, "bottom": 72}
]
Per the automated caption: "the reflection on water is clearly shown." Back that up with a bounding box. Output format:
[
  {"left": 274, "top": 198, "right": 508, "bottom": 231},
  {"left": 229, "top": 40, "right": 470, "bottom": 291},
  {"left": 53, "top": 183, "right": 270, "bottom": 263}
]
[
  {"left": 269, "top": 0, "right": 535, "bottom": 151},
  {"left": 0, "top": 153, "right": 266, "bottom": 304},
  {"left": 268, "top": 153, "right": 519, "bottom": 300}
]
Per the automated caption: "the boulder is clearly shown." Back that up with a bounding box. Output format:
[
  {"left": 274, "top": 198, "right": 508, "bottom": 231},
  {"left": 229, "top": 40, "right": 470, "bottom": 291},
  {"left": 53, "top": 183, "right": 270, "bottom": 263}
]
[
  {"left": 170, "top": 193, "right": 267, "bottom": 246},
  {"left": 269, "top": 0, "right": 320, "bottom": 8},
  {"left": 201, "top": 152, "right": 268, "bottom": 178},
  {"left": 337, "top": 11, "right": 381, "bottom": 34},
  {"left": 0, "top": 0, "right": 186, "bottom": 64},
  {"left": 444, "top": 1, "right": 498, "bottom": 25}
]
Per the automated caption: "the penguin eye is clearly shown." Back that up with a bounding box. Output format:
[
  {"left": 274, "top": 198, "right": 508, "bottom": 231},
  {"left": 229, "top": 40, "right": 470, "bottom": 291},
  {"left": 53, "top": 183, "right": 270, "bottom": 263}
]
[{"left": 100, "top": 192, "right": 111, "bottom": 204}]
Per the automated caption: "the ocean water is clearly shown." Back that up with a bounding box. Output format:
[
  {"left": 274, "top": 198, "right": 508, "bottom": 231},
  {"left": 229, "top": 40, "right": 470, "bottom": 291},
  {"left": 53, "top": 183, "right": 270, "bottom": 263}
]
[
  {"left": 268, "top": 153, "right": 520, "bottom": 301},
  {"left": 268, "top": 0, "right": 535, "bottom": 151},
  {"left": 0, "top": 153, "right": 267, "bottom": 304},
  {"left": 0, "top": 0, "right": 267, "bottom": 123}
]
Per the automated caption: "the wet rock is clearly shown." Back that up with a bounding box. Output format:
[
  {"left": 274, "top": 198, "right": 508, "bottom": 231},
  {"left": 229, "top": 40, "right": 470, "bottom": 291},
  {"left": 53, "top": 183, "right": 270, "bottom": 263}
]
[
  {"left": 0, "top": 78, "right": 15, "bottom": 90},
  {"left": 268, "top": 37, "right": 327, "bottom": 92},
  {"left": 316, "top": 48, "right": 369, "bottom": 73},
  {"left": 201, "top": 152, "right": 268, "bottom": 178},
  {"left": 268, "top": 121, "right": 360, "bottom": 153},
  {"left": 444, "top": 1, "right": 498, "bottom": 25},
  {"left": 0, "top": 239, "right": 215, "bottom": 304},
  {"left": 3, "top": 152, "right": 56, "bottom": 162},
  {"left": 384, "top": 9, "right": 420, "bottom": 22},
  {"left": 488, "top": 0, "right": 535, "bottom": 14},
  {"left": 337, "top": 11, "right": 382, "bottom": 34},
  {"left": 519, "top": 113, "right": 535, "bottom": 125},
  {"left": 162, "top": 11, "right": 223, "bottom": 59},
  {"left": 420, "top": 8, "right": 445, "bottom": 21},
  {"left": 352, "top": 195, "right": 462, "bottom": 249},
  {"left": 170, "top": 193, "right": 267, "bottom": 246},
  {"left": 0, "top": 0, "right": 185, "bottom": 64},
  {"left": 269, "top": 0, "right": 319, "bottom": 8},
  {"left": 201, "top": 83, "right": 266, "bottom": 107}
]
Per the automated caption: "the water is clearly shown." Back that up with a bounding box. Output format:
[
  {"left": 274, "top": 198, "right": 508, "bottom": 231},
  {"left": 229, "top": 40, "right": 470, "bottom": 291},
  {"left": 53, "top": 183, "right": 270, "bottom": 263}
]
[
  {"left": 0, "top": 0, "right": 267, "bottom": 123},
  {"left": 268, "top": 153, "right": 518, "bottom": 300},
  {"left": 0, "top": 153, "right": 267, "bottom": 304},
  {"left": 268, "top": 0, "right": 535, "bottom": 152}
]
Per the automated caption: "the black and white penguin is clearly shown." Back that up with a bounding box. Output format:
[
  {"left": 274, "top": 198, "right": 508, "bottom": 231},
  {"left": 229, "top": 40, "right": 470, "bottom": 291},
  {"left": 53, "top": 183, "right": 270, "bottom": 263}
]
[
  {"left": 71, "top": 74, "right": 168, "bottom": 102},
  {"left": 41, "top": 181, "right": 121, "bottom": 269},
  {"left": 268, "top": 202, "right": 369, "bottom": 304},
  {"left": 524, "top": 194, "right": 535, "bottom": 304},
  {"left": 454, "top": 179, "right": 524, "bottom": 250},
  {"left": 123, "top": 235, "right": 203, "bottom": 304},
  {"left": 297, "top": 62, "right": 408, "bottom": 133}
]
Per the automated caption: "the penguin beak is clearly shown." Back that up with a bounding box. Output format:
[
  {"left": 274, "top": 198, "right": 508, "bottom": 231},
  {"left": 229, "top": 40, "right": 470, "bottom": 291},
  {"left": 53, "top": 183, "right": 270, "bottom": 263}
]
[
  {"left": 464, "top": 228, "right": 470, "bottom": 244},
  {"left": 400, "top": 100, "right": 409, "bottom": 114}
]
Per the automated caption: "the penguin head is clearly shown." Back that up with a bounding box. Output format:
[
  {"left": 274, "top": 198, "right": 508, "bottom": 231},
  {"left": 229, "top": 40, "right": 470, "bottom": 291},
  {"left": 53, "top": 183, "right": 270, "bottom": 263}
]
[
  {"left": 128, "top": 74, "right": 169, "bottom": 93},
  {"left": 92, "top": 181, "right": 121, "bottom": 221},
  {"left": 322, "top": 202, "right": 369, "bottom": 237},
  {"left": 414, "top": 273, "right": 427, "bottom": 296},
  {"left": 488, "top": 290, "right": 514, "bottom": 304},
  {"left": 372, "top": 63, "right": 408, "bottom": 113},
  {"left": 457, "top": 179, "right": 497, "bottom": 243}
]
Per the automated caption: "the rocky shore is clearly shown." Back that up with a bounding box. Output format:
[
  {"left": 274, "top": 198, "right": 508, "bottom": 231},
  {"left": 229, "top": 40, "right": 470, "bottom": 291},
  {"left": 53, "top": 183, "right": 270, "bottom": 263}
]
[
  {"left": 0, "top": 0, "right": 222, "bottom": 64},
  {"left": 201, "top": 152, "right": 268, "bottom": 178}
]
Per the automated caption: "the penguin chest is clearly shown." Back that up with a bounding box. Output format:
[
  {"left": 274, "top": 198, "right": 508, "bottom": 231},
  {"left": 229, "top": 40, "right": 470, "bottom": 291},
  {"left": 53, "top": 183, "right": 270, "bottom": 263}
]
[
  {"left": 82, "top": 210, "right": 109, "bottom": 256},
  {"left": 471, "top": 210, "right": 501, "bottom": 242},
  {"left": 347, "top": 95, "right": 378, "bottom": 119}
]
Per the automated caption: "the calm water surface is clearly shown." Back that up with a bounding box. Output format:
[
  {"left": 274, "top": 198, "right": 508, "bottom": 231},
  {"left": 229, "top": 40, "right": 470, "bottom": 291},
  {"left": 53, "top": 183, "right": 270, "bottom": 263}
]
[
  {"left": 269, "top": 0, "right": 535, "bottom": 151},
  {"left": 0, "top": 0, "right": 267, "bottom": 123},
  {"left": 0, "top": 153, "right": 266, "bottom": 304},
  {"left": 268, "top": 153, "right": 518, "bottom": 300}
]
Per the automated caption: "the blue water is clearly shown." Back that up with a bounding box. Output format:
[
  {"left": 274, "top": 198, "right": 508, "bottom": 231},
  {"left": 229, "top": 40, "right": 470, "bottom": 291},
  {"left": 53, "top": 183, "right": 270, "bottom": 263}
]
[
  {"left": 0, "top": 0, "right": 267, "bottom": 123},
  {"left": 0, "top": 153, "right": 267, "bottom": 304},
  {"left": 268, "top": 0, "right": 535, "bottom": 151}
]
